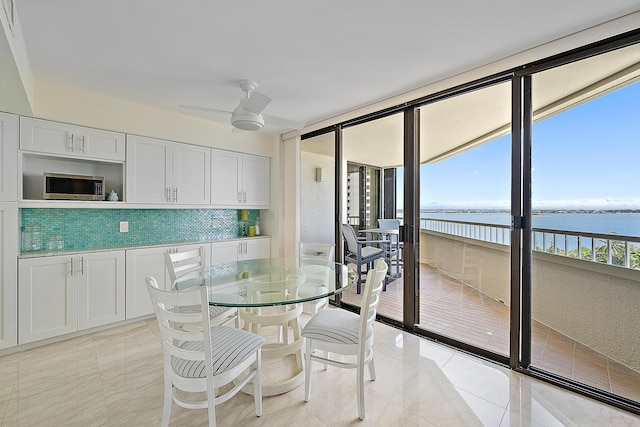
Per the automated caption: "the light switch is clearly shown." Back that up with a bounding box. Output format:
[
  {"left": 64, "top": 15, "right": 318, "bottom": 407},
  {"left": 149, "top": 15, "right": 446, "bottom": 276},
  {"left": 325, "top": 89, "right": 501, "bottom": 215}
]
[{"left": 119, "top": 221, "right": 129, "bottom": 232}]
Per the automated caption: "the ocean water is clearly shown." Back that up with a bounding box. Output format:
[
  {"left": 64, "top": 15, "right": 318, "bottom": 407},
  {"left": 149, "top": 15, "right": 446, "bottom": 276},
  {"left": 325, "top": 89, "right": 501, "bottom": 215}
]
[{"left": 421, "top": 211, "right": 640, "bottom": 238}]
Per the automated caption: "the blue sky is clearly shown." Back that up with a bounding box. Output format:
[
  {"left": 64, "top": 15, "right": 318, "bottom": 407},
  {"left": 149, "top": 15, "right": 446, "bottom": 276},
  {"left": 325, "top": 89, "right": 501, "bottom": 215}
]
[{"left": 410, "top": 80, "right": 640, "bottom": 210}]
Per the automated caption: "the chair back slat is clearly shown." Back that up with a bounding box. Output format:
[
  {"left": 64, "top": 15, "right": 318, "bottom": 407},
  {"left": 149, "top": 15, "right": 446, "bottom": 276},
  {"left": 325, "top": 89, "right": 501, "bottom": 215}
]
[
  {"left": 246, "top": 268, "right": 306, "bottom": 303},
  {"left": 165, "top": 247, "right": 206, "bottom": 287},
  {"left": 358, "top": 259, "right": 387, "bottom": 347},
  {"left": 146, "top": 277, "right": 211, "bottom": 360}
]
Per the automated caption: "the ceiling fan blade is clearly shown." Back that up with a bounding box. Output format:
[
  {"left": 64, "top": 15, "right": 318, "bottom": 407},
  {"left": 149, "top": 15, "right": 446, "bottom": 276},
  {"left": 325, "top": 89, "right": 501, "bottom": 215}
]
[
  {"left": 263, "top": 114, "right": 305, "bottom": 131},
  {"left": 179, "top": 104, "right": 232, "bottom": 116},
  {"left": 242, "top": 90, "right": 272, "bottom": 115}
]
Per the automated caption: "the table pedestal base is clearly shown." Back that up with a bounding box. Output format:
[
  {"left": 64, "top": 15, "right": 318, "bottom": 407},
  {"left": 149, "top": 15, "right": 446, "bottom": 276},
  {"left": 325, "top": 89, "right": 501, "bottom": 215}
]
[{"left": 238, "top": 303, "right": 305, "bottom": 396}]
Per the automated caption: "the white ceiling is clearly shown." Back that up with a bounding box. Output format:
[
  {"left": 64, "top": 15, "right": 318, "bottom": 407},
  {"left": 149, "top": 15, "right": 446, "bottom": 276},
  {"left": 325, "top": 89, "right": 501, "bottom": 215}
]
[{"left": 16, "top": 1, "right": 640, "bottom": 134}]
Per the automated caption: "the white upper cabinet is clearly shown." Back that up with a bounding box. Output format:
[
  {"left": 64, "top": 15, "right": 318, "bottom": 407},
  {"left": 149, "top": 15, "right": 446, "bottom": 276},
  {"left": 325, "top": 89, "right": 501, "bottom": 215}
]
[
  {"left": 211, "top": 149, "right": 270, "bottom": 208},
  {"left": 242, "top": 154, "right": 270, "bottom": 207},
  {"left": 172, "top": 142, "right": 211, "bottom": 205},
  {"left": 0, "top": 113, "right": 18, "bottom": 201},
  {"left": 20, "top": 117, "right": 125, "bottom": 162},
  {"left": 126, "top": 135, "right": 172, "bottom": 204},
  {"left": 210, "top": 150, "right": 242, "bottom": 206},
  {"left": 126, "top": 135, "right": 211, "bottom": 205}
]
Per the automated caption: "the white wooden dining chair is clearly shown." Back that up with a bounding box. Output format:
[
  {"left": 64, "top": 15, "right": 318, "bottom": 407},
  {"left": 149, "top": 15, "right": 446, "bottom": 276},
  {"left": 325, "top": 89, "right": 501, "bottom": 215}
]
[
  {"left": 301, "top": 258, "right": 388, "bottom": 420},
  {"left": 165, "top": 248, "right": 237, "bottom": 327},
  {"left": 299, "top": 242, "right": 335, "bottom": 314},
  {"left": 146, "top": 277, "right": 264, "bottom": 427}
]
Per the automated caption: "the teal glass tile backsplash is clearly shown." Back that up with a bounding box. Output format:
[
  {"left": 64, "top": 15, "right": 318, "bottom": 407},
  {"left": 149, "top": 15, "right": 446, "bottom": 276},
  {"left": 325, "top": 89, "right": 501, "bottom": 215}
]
[{"left": 20, "top": 208, "right": 261, "bottom": 252}]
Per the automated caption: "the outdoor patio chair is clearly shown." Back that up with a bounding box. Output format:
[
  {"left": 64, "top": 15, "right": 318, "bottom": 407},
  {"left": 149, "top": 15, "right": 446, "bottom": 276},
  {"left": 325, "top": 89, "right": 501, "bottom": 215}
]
[
  {"left": 341, "top": 223, "right": 386, "bottom": 293},
  {"left": 377, "top": 218, "right": 403, "bottom": 268}
]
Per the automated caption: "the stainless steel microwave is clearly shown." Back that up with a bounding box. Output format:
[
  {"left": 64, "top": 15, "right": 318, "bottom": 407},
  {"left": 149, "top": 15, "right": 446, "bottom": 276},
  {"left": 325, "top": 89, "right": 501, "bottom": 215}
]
[{"left": 43, "top": 173, "right": 105, "bottom": 201}]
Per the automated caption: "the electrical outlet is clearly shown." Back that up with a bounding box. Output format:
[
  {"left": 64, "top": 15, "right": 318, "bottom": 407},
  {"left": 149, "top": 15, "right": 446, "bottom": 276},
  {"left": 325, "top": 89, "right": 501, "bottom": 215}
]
[
  {"left": 212, "top": 219, "right": 220, "bottom": 228},
  {"left": 119, "top": 221, "right": 129, "bottom": 232}
]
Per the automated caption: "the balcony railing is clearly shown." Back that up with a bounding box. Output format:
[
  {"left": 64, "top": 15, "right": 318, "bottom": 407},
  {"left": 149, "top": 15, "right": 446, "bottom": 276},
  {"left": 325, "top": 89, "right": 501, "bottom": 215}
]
[{"left": 421, "top": 217, "right": 640, "bottom": 270}]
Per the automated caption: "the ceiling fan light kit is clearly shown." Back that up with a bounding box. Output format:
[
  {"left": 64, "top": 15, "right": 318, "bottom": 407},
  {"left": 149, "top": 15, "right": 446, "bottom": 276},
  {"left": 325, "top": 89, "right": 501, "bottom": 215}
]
[{"left": 231, "top": 110, "right": 265, "bottom": 131}]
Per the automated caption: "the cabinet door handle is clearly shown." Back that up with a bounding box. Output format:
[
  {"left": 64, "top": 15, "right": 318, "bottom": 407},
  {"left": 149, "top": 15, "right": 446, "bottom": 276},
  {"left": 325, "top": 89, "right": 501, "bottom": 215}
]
[
  {"left": 238, "top": 191, "right": 242, "bottom": 203},
  {"left": 81, "top": 135, "right": 86, "bottom": 152},
  {"left": 238, "top": 242, "right": 242, "bottom": 255},
  {"left": 166, "top": 187, "right": 171, "bottom": 202},
  {"left": 243, "top": 241, "right": 247, "bottom": 254},
  {"left": 68, "top": 133, "right": 74, "bottom": 151},
  {"left": 243, "top": 191, "right": 247, "bottom": 203},
  {"left": 173, "top": 187, "right": 178, "bottom": 203},
  {"left": 80, "top": 256, "right": 85, "bottom": 275},
  {"left": 70, "top": 257, "right": 74, "bottom": 276}
]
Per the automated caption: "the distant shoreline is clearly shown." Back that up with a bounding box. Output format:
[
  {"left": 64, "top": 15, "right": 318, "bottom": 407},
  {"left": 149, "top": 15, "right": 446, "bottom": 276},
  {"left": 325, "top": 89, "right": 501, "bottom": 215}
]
[{"left": 406, "top": 209, "right": 640, "bottom": 214}]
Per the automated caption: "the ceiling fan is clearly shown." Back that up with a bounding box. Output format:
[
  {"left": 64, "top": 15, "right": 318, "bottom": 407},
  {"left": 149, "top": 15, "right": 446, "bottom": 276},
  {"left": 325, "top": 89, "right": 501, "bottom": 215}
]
[{"left": 180, "top": 79, "right": 304, "bottom": 132}]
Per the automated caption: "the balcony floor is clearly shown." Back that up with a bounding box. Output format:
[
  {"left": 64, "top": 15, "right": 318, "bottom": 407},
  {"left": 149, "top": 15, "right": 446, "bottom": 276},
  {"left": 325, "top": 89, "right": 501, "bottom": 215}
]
[{"left": 340, "top": 262, "right": 640, "bottom": 403}]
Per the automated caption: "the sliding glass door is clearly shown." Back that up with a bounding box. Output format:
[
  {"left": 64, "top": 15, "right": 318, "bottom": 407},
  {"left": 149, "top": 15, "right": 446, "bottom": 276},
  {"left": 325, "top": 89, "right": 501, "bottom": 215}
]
[
  {"left": 529, "top": 42, "right": 640, "bottom": 402},
  {"left": 416, "top": 81, "right": 512, "bottom": 356},
  {"left": 340, "top": 112, "right": 404, "bottom": 321}
]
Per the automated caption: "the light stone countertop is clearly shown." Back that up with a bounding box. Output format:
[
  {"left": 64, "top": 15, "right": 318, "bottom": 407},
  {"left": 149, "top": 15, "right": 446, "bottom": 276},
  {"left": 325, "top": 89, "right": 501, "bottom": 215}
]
[{"left": 17, "top": 235, "right": 271, "bottom": 259}]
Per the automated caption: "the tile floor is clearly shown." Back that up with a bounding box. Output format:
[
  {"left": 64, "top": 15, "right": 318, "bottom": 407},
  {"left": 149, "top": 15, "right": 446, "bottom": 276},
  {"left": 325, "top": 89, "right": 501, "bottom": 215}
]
[{"left": 1, "top": 311, "right": 639, "bottom": 426}]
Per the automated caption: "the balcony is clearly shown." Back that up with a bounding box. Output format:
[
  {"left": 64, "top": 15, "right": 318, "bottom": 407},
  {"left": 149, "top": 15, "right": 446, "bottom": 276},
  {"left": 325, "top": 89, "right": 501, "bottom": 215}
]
[{"left": 341, "top": 218, "right": 640, "bottom": 403}]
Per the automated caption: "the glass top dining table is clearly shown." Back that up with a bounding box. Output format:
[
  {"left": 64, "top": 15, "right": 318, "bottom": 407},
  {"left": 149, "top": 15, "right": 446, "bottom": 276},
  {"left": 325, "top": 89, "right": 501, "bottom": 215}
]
[{"left": 173, "top": 257, "right": 355, "bottom": 307}]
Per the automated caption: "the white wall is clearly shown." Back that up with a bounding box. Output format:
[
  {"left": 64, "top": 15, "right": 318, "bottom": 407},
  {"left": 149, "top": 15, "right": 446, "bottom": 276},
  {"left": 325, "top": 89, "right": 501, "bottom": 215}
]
[
  {"left": 280, "top": 134, "right": 300, "bottom": 258},
  {"left": 0, "top": 3, "right": 34, "bottom": 115},
  {"left": 33, "top": 80, "right": 278, "bottom": 155},
  {"left": 300, "top": 151, "right": 334, "bottom": 245}
]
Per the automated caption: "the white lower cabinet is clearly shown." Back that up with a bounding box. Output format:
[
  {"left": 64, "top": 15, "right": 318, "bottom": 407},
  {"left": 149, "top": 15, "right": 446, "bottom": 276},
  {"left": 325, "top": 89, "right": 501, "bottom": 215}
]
[
  {"left": 77, "top": 251, "right": 126, "bottom": 330},
  {"left": 125, "top": 243, "right": 211, "bottom": 318},
  {"left": 18, "top": 250, "right": 125, "bottom": 344},
  {"left": 211, "top": 240, "right": 243, "bottom": 264},
  {"left": 15, "top": 238, "right": 267, "bottom": 345},
  {"left": 243, "top": 238, "right": 271, "bottom": 260},
  {"left": 211, "top": 238, "right": 271, "bottom": 265}
]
